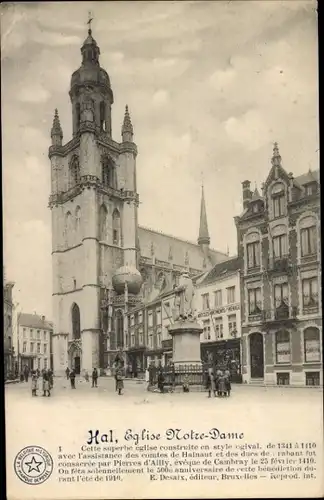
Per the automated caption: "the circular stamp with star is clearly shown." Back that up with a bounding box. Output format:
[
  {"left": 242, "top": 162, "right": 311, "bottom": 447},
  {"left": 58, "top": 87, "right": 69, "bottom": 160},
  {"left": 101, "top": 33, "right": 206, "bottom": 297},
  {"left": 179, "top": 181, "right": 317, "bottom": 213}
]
[{"left": 14, "top": 446, "right": 53, "bottom": 485}]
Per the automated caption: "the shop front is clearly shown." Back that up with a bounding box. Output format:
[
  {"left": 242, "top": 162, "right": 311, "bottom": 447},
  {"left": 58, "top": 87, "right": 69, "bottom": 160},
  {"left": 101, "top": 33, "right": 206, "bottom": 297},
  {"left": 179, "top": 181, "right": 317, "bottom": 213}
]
[
  {"left": 201, "top": 338, "right": 242, "bottom": 383},
  {"left": 126, "top": 349, "right": 145, "bottom": 378}
]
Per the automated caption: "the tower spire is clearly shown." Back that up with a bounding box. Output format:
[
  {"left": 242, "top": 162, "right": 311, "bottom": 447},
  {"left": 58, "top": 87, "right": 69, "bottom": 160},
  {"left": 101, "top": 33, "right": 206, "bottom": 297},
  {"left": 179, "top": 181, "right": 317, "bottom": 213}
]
[
  {"left": 121, "top": 104, "right": 134, "bottom": 142},
  {"left": 51, "top": 108, "right": 63, "bottom": 145},
  {"left": 271, "top": 141, "right": 282, "bottom": 167},
  {"left": 198, "top": 184, "right": 210, "bottom": 246}
]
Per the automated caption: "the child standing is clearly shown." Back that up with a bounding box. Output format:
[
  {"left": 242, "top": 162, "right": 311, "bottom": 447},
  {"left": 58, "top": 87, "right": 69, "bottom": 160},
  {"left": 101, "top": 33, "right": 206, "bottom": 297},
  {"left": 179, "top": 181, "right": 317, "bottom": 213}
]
[
  {"left": 43, "top": 372, "right": 51, "bottom": 397},
  {"left": 116, "top": 369, "right": 124, "bottom": 396}
]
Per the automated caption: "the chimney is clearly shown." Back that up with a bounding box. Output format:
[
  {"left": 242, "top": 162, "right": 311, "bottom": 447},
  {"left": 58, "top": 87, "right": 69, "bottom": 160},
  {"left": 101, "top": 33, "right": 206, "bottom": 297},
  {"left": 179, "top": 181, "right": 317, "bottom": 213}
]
[
  {"left": 42, "top": 315, "right": 45, "bottom": 322},
  {"left": 242, "top": 180, "right": 252, "bottom": 209}
]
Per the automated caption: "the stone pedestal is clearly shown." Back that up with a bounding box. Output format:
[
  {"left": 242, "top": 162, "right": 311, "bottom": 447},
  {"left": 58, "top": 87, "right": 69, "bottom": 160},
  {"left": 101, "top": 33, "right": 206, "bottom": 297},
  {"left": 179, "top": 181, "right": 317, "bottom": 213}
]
[{"left": 168, "top": 320, "right": 203, "bottom": 367}]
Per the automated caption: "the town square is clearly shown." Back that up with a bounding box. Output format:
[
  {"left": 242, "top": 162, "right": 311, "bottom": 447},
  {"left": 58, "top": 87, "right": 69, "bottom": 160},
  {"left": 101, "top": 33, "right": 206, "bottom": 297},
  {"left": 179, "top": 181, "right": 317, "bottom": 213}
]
[{"left": 3, "top": 1, "right": 321, "bottom": 399}]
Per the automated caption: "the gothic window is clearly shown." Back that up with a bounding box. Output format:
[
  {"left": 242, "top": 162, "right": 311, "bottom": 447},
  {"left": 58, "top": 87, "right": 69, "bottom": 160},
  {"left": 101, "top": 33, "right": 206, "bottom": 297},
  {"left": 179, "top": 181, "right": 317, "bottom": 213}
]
[
  {"left": 75, "top": 206, "right": 81, "bottom": 240},
  {"left": 71, "top": 303, "right": 81, "bottom": 339},
  {"left": 156, "top": 271, "right": 166, "bottom": 292},
  {"left": 99, "top": 204, "right": 108, "bottom": 241},
  {"left": 102, "top": 157, "right": 114, "bottom": 188},
  {"left": 65, "top": 212, "right": 73, "bottom": 247},
  {"left": 112, "top": 209, "right": 121, "bottom": 245},
  {"left": 271, "top": 182, "right": 286, "bottom": 218},
  {"left": 76, "top": 103, "right": 81, "bottom": 131},
  {"left": 69, "top": 156, "right": 80, "bottom": 187},
  {"left": 116, "top": 310, "right": 124, "bottom": 348},
  {"left": 100, "top": 101, "right": 106, "bottom": 132}
]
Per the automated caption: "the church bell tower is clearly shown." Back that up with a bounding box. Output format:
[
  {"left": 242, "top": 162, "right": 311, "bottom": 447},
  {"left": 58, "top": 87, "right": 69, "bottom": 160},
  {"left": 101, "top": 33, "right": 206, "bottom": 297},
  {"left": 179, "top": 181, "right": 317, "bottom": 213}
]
[{"left": 49, "top": 22, "right": 140, "bottom": 376}]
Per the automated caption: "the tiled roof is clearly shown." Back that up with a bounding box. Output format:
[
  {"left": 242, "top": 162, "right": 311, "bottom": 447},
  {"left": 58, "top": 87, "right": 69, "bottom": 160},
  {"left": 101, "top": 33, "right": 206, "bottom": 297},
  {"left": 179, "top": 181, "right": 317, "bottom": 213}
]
[
  {"left": 19, "top": 313, "right": 53, "bottom": 330},
  {"left": 294, "top": 169, "right": 319, "bottom": 187},
  {"left": 199, "top": 256, "right": 241, "bottom": 286},
  {"left": 138, "top": 226, "right": 228, "bottom": 271}
]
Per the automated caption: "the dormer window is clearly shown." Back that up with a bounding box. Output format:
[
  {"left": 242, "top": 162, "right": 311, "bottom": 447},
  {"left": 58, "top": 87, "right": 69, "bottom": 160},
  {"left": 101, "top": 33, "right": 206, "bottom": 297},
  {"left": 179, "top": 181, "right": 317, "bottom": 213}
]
[
  {"left": 271, "top": 182, "right": 286, "bottom": 218},
  {"left": 305, "top": 182, "right": 317, "bottom": 196}
]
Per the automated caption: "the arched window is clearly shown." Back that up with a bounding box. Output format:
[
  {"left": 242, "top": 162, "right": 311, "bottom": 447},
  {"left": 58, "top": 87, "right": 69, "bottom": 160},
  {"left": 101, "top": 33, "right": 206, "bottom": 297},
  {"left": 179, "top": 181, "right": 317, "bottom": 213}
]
[
  {"left": 112, "top": 209, "right": 121, "bottom": 245},
  {"left": 71, "top": 303, "right": 81, "bottom": 339},
  {"left": 99, "top": 204, "right": 108, "bottom": 241},
  {"left": 271, "top": 224, "right": 288, "bottom": 259},
  {"left": 245, "top": 231, "right": 261, "bottom": 270},
  {"left": 299, "top": 215, "right": 317, "bottom": 257},
  {"left": 156, "top": 271, "right": 166, "bottom": 292},
  {"left": 65, "top": 212, "right": 73, "bottom": 247},
  {"left": 76, "top": 103, "right": 81, "bottom": 131},
  {"left": 102, "top": 157, "right": 114, "bottom": 188},
  {"left": 75, "top": 206, "right": 81, "bottom": 240},
  {"left": 116, "top": 310, "right": 124, "bottom": 349},
  {"left": 69, "top": 156, "right": 80, "bottom": 187},
  {"left": 100, "top": 101, "right": 106, "bottom": 132},
  {"left": 275, "top": 330, "right": 291, "bottom": 364},
  {"left": 271, "top": 182, "right": 286, "bottom": 218},
  {"left": 304, "top": 327, "right": 321, "bottom": 363}
]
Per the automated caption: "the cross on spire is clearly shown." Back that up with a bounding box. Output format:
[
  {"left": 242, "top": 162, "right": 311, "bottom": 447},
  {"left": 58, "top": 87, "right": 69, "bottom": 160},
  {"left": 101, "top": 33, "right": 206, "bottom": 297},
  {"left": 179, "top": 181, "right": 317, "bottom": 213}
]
[{"left": 87, "top": 10, "right": 94, "bottom": 35}]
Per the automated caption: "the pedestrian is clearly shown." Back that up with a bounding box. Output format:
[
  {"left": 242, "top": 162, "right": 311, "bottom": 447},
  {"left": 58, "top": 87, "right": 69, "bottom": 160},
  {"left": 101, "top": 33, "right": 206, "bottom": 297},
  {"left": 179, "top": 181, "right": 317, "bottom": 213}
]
[
  {"left": 145, "top": 367, "right": 150, "bottom": 391},
  {"left": 31, "top": 371, "right": 38, "bottom": 397},
  {"left": 157, "top": 369, "right": 165, "bottom": 393},
  {"left": 224, "top": 368, "right": 231, "bottom": 397},
  {"left": 116, "top": 369, "right": 124, "bottom": 395},
  {"left": 48, "top": 369, "right": 54, "bottom": 390},
  {"left": 66, "top": 367, "right": 70, "bottom": 380},
  {"left": 217, "top": 371, "right": 227, "bottom": 397},
  {"left": 84, "top": 370, "right": 89, "bottom": 382},
  {"left": 24, "top": 366, "right": 29, "bottom": 382},
  {"left": 92, "top": 368, "right": 98, "bottom": 388},
  {"left": 42, "top": 371, "right": 51, "bottom": 397},
  {"left": 183, "top": 374, "right": 190, "bottom": 393},
  {"left": 70, "top": 369, "right": 76, "bottom": 389},
  {"left": 36, "top": 368, "right": 40, "bottom": 379}
]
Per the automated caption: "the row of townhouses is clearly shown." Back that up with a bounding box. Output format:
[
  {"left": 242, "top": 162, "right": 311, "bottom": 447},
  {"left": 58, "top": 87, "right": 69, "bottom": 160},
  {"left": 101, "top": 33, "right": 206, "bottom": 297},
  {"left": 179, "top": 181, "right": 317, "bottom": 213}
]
[
  {"left": 113, "top": 145, "right": 321, "bottom": 387},
  {"left": 3, "top": 269, "right": 15, "bottom": 380}
]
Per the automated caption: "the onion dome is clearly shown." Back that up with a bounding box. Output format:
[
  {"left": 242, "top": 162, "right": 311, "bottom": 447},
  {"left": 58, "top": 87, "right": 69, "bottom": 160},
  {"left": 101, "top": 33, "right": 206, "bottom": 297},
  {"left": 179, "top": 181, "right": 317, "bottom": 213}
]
[{"left": 112, "top": 265, "right": 143, "bottom": 295}]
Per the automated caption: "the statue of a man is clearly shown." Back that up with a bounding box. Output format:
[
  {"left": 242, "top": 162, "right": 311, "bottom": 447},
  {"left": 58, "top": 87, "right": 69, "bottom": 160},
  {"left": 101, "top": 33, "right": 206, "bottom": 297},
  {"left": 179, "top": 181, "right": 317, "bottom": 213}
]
[{"left": 173, "top": 272, "right": 195, "bottom": 320}]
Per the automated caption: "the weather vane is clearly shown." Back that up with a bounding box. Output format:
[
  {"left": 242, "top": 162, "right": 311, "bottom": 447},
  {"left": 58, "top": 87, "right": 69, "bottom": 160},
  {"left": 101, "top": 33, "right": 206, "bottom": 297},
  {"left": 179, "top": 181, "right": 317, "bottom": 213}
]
[{"left": 87, "top": 10, "right": 94, "bottom": 33}]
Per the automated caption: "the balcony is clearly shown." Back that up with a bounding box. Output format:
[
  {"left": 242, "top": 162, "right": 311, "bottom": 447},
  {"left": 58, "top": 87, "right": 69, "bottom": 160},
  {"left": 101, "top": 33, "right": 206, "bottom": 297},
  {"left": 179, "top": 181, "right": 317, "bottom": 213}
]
[
  {"left": 302, "top": 295, "right": 319, "bottom": 316},
  {"left": 267, "top": 256, "right": 291, "bottom": 274},
  {"left": 261, "top": 305, "right": 298, "bottom": 327},
  {"left": 300, "top": 253, "right": 318, "bottom": 265}
]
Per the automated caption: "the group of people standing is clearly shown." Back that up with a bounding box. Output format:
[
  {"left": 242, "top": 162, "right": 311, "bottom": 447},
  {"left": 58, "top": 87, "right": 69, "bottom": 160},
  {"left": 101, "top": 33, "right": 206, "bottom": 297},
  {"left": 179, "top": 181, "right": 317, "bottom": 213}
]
[
  {"left": 205, "top": 367, "right": 231, "bottom": 398},
  {"left": 31, "top": 369, "right": 53, "bottom": 397},
  {"left": 65, "top": 367, "right": 99, "bottom": 389}
]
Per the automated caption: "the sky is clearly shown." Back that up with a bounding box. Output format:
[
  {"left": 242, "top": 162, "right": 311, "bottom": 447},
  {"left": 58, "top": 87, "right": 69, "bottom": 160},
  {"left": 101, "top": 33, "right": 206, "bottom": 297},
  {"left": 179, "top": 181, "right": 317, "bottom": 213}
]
[{"left": 1, "top": 0, "right": 319, "bottom": 319}]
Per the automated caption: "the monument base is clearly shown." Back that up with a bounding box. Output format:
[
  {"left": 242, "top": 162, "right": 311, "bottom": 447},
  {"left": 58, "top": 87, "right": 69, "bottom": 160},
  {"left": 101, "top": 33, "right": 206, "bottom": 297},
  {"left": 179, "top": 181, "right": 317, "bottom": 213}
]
[{"left": 168, "top": 320, "right": 203, "bottom": 367}]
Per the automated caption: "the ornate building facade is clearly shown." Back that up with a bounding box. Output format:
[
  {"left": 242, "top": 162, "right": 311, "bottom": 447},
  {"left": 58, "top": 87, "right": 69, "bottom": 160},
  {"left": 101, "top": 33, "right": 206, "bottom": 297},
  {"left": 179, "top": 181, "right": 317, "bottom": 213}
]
[
  {"left": 49, "top": 28, "right": 228, "bottom": 375},
  {"left": 17, "top": 314, "right": 53, "bottom": 373},
  {"left": 3, "top": 270, "right": 15, "bottom": 380},
  {"left": 235, "top": 144, "right": 322, "bottom": 386}
]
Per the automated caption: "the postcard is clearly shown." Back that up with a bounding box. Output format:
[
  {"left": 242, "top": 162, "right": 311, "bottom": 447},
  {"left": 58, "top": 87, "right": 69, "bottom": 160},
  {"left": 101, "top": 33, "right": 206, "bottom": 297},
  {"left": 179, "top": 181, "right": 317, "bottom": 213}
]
[{"left": 2, "top": 1, "right": 322, "bottom": 499}]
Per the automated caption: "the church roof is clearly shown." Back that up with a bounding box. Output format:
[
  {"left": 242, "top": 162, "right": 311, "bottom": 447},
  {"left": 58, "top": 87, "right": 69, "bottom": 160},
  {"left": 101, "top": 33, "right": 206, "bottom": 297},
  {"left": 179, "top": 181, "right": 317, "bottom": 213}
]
[
  {"left": 19, "top": 313, "right": 53, "bottom": 331},
  {"left": 138, "top": 226, "right": 228, "bottom": 271}
]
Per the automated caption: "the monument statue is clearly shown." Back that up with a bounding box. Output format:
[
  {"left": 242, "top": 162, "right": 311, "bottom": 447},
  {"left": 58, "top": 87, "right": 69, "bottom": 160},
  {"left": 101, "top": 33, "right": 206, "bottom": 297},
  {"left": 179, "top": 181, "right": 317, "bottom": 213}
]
[{"left": 173, "top": 272, "right": 195, "bottom": 321}]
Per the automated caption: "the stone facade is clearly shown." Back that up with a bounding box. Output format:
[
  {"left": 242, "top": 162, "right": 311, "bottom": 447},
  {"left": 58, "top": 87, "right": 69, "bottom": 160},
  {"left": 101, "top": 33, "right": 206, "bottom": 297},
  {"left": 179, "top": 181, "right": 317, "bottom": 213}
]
[
  {"left": 17, "top": 313, "right": 53, "bottom": 373},
  {"left": 3, "top": 275, "right": 15, "bottom": 379},
  {"left": 49, "top": 29, "right": 228, "bottom": 375},
  {"left": 235, "top": 144, "right": 322, "bottom": 387}
]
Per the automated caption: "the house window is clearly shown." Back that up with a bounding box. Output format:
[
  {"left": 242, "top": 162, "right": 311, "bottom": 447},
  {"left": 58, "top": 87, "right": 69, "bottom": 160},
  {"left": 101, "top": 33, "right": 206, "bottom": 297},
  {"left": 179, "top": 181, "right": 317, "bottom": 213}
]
[
  {"left": 248, "top": 288, "right": 262, "bottom": 315},
  {"left": 148, "top": 333, "right": 153, "bottom": 348},
  {"left": 37, "top": 358, "right": 41, "bottom": 369},
  {"left": 203, "top": 319, "right": 211, "bottom": 340},
  {"left": 274, "top": 283, "right": 289, "bottom": 309},
  {"left": 131, "top": 334, "right": 135, "bottom": 346},
  {"left": 301, "top": 226, "right": 317, "bottom": 256},
  {"left": 305, "top": 372, "right": 320, "bottom": 386},
  {"left": 214, "top": 317, "right": 223, "bottom": 339},
  {"left": 302, "top": 277, "right": 318, "bottom": 308},
  {"left": 202, "top": 293, "right": 210, "bottom": 311},
  {"left": 148, "top": 312, "right": 153, "bottom": 328},
  {"left": 37, "top": 330, "right": 40, "bottom": 340},
  {"left": 30, "top": 329, "right": 34, "bottom": 338},
  {"left": 44, "top": 358, "right": 48, "bottom": 370},
  {"left": 130, "top": 315, "right": 135, "bottom": 327},
  {"left": 276, "top": 372, "right": 290, "bottom": 385},
  {"left": 138, "top": 312, "right": 143, "bottom": 323},
  {"left": 156, "top": 309, "right": 162, "bottom": 325},
  {"left": 214, "top": 290, "right": 222, "bottom": 307},
  {"left": 273, "top": 234, "right": 288, "bottom": 258},
  {"left": 157, "top": 328, "right": 162, "bottom": 347},
  {"left": 43, "top": 331, "right": 47, "bottom": 341},
  {"left": 273, "top": 193, "right": 285, "bottom": 217},
  {"left": 227, "top": 286, "right": 235, "bottom": 304},
  {"left": 304, "top": 327, "right": 321, "bottom": 363},
  {"left": 37, "top": 343, "right": 41, "bottom": 354},
  {"left": 23, "top": 328, "right": 26, "bottom": 339},
  {"left": 247, "top": 242, "right": 260, "bottom": 269},
  {"left": 44, "top": 344, "right": 47, "bottom": 354},
  {"left": 139, "top": 329, "right": 144, "bottom": 345},
  {"left": 30, "top": 342, "right": 34, "bottom": 353},
  {"left": 228, "top": 314, "right": 237, "bottom": 337},
  {"left": 275, "top": 330, "right": 291, "bottom": 364},
  {"left": 23, "top": 342, "right": 27, "bottom": 353}
]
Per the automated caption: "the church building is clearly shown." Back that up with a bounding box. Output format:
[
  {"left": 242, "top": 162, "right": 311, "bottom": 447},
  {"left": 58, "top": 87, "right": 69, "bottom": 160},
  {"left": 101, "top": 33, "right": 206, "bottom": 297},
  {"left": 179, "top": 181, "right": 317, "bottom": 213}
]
[{"left": 49, "top": 27, "right": 228, "bottom": 375}]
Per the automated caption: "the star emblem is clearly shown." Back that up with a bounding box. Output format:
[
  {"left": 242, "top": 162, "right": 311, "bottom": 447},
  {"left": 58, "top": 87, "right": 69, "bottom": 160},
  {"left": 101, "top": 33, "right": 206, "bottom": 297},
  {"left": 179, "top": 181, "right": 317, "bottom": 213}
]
[{"left": 24, "top": 456, "right": 43, "bottom": 473}]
